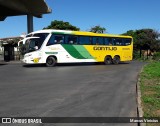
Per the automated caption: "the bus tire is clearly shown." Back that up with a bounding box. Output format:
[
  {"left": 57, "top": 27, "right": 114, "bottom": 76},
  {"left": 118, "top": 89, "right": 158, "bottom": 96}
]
[
  {"left": 46, "top": 56, "right": 57, "bottom": 67},
  {"left": 113, "top": 55, "right": 120, "bottom": 64},
  {"left": 104, "top": 56, "right": 112, "bottom": 65}
]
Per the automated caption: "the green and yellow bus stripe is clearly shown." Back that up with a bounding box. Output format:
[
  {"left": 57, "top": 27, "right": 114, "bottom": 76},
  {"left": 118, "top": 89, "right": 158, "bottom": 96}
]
[{"left": 61, "top": 44, "right": 94, "bottom": 59}]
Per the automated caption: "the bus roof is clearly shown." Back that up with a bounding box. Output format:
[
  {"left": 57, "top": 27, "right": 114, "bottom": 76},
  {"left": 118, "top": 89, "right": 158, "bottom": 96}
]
[{"left": 28, "top": 29, "right": 132, "bottom": 38}]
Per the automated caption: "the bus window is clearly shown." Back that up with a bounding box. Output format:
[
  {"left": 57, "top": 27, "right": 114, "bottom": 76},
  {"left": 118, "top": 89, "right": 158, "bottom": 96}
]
[
  {"left": 65, "top": 35, "right": 78, "bottom": 44},
  {"left": 124, "top": 38, "right": 131, "bottom": 45},
  {"left": 99, "top": 37, "right": 104, "bottom": 45},
  {"left": 47, "top": 35, "right": 64, "bottom": 46},
  {"left": 89, "top": 37, "right": 92, "bottom": 44},
  {"left": 92, "top": 37, "right": 103, "bottom": 45},
  {"left": 93, "top": 37, "right": 99, "bottom": 45},
  {"left": 104, "top": 37, "right": 112, "bottom": 45},
  {"left": 79, "top": 36, "right": 91, "bottom": 45},
  {"left": 54, "top": 35, "right": 64, "bottom": 44},
  {"left": 26, "top": 39, "right": 40, "bottom": 52},
  {"left": 33, "top": 33, "right": 49, "bottom": 43},
  {"left": 29, "top": 40, "right": 37, "bottom": 51},
  {"left": 113, "top": 38, "right": 123, "bottom": 45}
]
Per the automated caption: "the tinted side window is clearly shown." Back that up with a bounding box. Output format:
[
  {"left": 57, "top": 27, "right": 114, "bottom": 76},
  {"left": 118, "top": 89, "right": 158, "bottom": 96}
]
[
  {"left": 99, "top": 37, "right": 104, "bottom": 45},
  {"left": 124, "top": 38, "right": 132, "bottom": 45},
  {"left": 93, "top": 37, "right": 99, "bottom": 45},
  {"left": 65, "top": 35, "right": 78, "bottom": 44},
  {"left": 33, "top": 33, "right": 49, "bottom": 42},
  {"left": 104, "top": 37, "right": 112, "bottom": 45},
  {"left": 113, "top": 38, "right": 123, "bottom": 45},
  {"left": 46, "top": 35, "right": 64, "bottom": 46},
  {"left": 92, "top": 37, "right": 104, "bottom": 45},
  {"left": 79, "top": 36, "right": 91, "bottom": 45}
]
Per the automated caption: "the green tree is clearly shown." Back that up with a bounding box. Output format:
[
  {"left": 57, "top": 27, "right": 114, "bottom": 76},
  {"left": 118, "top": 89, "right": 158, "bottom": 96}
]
[
  {"left": 44, "top": 20, "right": 80, "bottom": 31},
  {"left": 123, "top": 29, "right": 160, "bottom": 59},
  {"left": 90, "top": 25, "right": 106, "bottom": 33},
  {"left": 123, "top": 29, "right": 160, "bottom": 51}
]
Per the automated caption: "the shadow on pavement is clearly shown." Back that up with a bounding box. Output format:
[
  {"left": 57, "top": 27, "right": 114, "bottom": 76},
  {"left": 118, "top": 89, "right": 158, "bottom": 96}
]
[
  {"left": 0, "top": 63, "right": 6, "bottom": 66},
  {"left": 23, "top": 62, "right": 130, "bottom": 68},
  {"left": 23, "top": 64, "right": 46, "bottom": 68}
]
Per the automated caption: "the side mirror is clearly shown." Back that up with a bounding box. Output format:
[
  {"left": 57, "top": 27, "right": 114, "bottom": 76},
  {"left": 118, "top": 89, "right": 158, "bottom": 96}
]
[
  {"left": 20, "top": 45, "right": 27, "bottom": 55},
  {"left": 34, "top": 46, "right": 38, "bottom": 50}
]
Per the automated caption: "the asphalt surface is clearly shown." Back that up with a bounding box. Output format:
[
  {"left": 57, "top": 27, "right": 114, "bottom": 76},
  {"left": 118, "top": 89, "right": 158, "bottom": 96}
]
[{"left": 0, "top": 61, "right": 145, "bottom": 126}]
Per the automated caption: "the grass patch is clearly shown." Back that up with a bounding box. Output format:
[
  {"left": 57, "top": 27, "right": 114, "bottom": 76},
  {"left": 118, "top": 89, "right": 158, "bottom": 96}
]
[{"left": 140, "top": 61, "right": 160, "bottom": 126}]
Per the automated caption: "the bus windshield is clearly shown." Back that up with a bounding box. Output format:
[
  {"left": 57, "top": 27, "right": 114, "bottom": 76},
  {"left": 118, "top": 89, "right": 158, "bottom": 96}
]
[
  {"left": 26, "top": 33, "right": 49, "bottom": 41},
  {"left": 24, "top": 38, "right": 41, "bottom": 53},
  {"left": 22, "top": 33, "right": 49, "bottom": 54}
]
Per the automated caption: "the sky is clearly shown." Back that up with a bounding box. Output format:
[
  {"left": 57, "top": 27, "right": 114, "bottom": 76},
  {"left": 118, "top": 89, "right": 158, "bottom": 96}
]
[{"left": 0, "top": 0, "right": 160, "bottom": 38}]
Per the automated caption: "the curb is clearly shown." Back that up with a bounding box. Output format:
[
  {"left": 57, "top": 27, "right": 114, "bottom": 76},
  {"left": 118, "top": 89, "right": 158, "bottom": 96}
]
[{"left": 136, "top": 66, "right": 146, "bottom": 126}]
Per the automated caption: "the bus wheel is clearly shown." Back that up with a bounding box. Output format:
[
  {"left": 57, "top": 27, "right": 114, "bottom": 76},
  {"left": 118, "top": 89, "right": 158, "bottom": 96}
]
[
  {"left": 104, "top": 56, "right": 112, "bottom": 65},
  {"left": 113, "top": 56, "right": 120, "bottom": 64},
  {"left": 46, "top": 56, "right": 57, "bottom": 67}
]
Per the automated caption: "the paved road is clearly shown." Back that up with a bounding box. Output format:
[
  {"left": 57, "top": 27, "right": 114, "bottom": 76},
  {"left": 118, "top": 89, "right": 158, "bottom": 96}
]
[{"left": 0, "top": 61, "right": 145, "bottom": 126}]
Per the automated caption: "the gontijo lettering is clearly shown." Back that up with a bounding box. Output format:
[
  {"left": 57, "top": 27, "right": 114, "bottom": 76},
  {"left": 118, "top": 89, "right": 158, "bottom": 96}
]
[{"left": 93, "top": 46, "right": 117, "bottom": 51}]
